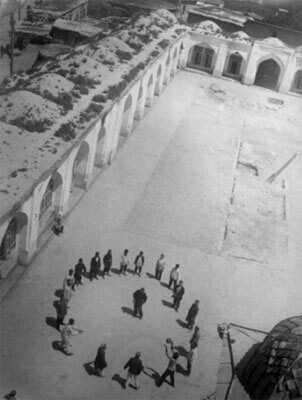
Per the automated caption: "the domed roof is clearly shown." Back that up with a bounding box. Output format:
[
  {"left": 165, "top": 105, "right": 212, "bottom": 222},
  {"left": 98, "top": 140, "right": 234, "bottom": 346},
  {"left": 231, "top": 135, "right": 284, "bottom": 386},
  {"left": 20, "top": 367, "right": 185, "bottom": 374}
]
[
  {"left": 262, "top": 37, "right": 285, "bottom": 48},
  {"left": 196, "top": 20, "right": 223, "bottom": 35},
  {"left": 236, "top": 316, "right": 302, "bottom": 400}
]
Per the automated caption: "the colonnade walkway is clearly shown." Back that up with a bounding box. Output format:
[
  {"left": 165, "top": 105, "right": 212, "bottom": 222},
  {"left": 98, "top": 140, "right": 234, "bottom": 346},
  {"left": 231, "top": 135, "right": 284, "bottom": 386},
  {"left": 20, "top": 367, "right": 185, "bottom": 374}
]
[{"left": 1, "top": 70, "right": 301, "bottom": 400}]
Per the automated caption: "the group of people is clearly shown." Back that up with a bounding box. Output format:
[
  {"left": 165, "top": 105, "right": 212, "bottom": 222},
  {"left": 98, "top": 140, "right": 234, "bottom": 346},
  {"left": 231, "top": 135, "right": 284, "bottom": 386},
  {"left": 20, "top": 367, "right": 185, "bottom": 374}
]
[{"left": 53, "top": 248, "right": 201, "bottom": 389}]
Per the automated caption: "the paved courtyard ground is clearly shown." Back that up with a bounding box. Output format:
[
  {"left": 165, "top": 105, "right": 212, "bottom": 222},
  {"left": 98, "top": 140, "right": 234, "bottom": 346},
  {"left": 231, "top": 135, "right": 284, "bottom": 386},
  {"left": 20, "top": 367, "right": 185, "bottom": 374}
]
[{"left": 0, "top": 70, "right": 302, "bottom": 400}]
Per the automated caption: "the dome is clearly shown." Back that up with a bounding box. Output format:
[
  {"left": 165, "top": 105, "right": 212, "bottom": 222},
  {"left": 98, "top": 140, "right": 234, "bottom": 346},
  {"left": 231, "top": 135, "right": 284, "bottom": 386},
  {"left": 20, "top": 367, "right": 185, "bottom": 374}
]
[
  {"left": 262, "top": 37, "right": 285, "bottom": 48},
  {"left": 196, "top": 20, "right": 223, "bottom": 35}
]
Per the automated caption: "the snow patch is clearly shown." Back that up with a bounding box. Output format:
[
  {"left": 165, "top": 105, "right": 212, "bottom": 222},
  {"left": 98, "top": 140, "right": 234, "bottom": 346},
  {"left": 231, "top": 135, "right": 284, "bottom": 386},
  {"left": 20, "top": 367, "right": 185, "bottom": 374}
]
[
  {"left": 262, "top": 37, "right": 285, "bottom": 48},
  {"left": 27, "top": 73, "right": 74, "bottom": 97}
]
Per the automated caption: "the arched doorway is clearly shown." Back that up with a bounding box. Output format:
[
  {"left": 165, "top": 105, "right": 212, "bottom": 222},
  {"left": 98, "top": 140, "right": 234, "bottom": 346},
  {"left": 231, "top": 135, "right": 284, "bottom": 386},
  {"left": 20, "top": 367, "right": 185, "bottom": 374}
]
[
  {"left": 188, "top": 44, "right": 215, "bottom": 73},
  {"left": 0, "top": 212, "right": 28, "bottom": 268},
  {"left": 254, "top": 59, "right": 281, "bottom": 90},
  {"left": 135, "top": 85, "right": 144, "bottom": 120},
  {"left": 38, "top": 172, "right": 63, "bottom": 235},
  {"left": 225, "top": 52, "right": 243, "bottom": 79},
  {"left": 164, "top": 53, "right": 171, "bottom": 84},
  {"left": 72, "top": 141, "right": 89, "bottom": 190},
  {"left": 94, "top": 125, "right": 106, "bottom": 167},
  {"left": 155, "top": 64, "right": 162, "bottom": 95},
  {"left": 120, "top": 94, "right": 133, "bottom": 137},
  {"left": 145, "top": 74, "right": 154, "bottom": 107},
  {"left": 291, "top": 70, "right": 302, "bottom": 94}
]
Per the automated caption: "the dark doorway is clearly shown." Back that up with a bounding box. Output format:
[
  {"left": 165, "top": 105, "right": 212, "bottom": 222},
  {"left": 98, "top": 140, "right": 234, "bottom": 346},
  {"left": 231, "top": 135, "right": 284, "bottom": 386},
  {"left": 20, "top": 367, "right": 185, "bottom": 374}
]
[{"left": 254, "top": 59, "right": 281, "bottom": 90}]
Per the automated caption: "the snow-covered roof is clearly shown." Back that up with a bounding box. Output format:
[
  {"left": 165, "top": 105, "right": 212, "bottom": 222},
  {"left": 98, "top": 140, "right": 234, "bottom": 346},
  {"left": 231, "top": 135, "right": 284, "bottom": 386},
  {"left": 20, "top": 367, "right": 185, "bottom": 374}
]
[
  {"left": 194, "top": 20, "right": 224, "bottom": 37},
  {"left": 229, "top": 30, "right": 252, "bottom": 43},
  {"left": 189, "top": 5, "right": 248, "bottom": 27},
  {"left": 52, "top": 18, "right": 104, "bottom": 37},
  {"left": 0, "top": 9, "right": 188, "bottom": 223}
]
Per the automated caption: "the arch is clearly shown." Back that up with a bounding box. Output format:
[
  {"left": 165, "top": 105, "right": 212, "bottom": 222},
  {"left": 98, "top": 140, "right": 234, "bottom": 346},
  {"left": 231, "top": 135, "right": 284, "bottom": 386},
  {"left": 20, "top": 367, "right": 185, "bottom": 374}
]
[
  {"left": 224, "top": 52, "right": 244, "bottom": 81},
  {"left": 134, "top": 84, "right": 145, "bottom": 120},
  {"left": 72, "top": 141, "right": 90, "bottom": 190},
  {"left": 155, "top": 64, "right": 163, "bottom": 95},
  {"left": 120, "top": 93, "right": 133, "bottom": 137},
  {"left": 0, "top": 212, "right": 28, "bottom": 264},
  {"left": 187, "top": 43, "right": 215, "bottom": 74},
  {"left": 254, "top": 56, "right": 284, "bottom": 91},
  {"left": 145, "top": 74, "right": 155, "bottom": 107},
  {"left": 38, "top": 171, "right": 63, "bottom": 235},
  {"left": 290, "top": 70, "right": 302, "bottom": 94},
  {"left": 94, "top": 125, "right": 106, "bottom": 167}
]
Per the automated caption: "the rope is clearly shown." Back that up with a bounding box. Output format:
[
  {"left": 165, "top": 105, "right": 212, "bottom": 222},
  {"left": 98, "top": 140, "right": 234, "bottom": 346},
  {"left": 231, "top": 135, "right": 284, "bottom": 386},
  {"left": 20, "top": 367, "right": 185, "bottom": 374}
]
[{"left": 230, "top": 322, "right": 268, "bottom": 335}]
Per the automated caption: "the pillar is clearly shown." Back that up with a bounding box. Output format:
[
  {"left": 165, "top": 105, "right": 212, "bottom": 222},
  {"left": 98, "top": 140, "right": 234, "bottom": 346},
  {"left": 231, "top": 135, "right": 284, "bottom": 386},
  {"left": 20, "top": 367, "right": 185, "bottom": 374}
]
[{"left": 213, "top": 43, "right": 228, "bottom": 77}]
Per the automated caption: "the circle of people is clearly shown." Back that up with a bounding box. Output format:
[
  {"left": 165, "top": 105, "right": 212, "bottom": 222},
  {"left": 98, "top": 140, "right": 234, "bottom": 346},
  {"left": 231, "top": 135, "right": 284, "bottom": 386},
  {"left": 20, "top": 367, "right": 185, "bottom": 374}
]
[{"left": 56, "top": 250, "right": 201, "bottom": 390}]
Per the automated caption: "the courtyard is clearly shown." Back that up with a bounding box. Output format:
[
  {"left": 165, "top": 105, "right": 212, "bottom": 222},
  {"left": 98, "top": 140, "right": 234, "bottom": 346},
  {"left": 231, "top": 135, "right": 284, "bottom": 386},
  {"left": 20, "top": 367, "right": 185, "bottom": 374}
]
[{"left": 0, "top": 70, "right": 302, "bottom": 400}]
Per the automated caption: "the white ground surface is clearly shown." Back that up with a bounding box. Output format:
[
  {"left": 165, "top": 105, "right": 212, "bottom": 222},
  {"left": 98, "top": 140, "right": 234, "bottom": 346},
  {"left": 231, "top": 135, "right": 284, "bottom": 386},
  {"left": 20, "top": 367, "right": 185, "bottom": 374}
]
[{"left": 0, "top": 70, "right": 302, "bottom": 400}]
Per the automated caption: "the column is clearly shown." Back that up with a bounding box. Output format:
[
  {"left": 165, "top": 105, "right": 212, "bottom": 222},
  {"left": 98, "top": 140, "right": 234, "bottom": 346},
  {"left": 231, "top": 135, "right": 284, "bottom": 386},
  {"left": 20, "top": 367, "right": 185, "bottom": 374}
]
[{"left": 213, "top": 43, "right": 228, "bottom": 77}]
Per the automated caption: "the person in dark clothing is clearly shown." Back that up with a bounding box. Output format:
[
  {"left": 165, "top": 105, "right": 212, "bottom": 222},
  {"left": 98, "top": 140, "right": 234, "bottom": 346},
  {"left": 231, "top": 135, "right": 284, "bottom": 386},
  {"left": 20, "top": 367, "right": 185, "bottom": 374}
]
[
  {"left": 103, "top": 250, "right": 112, "bottom": 276},
  {"left": 93, "top": 343, "right": 108, "bottom": 377},
  {"left": 90, "top": 252, "right": 101, "bottom": 281},
  {"left": 133, "top": 251, "right": 144, "bottom": 276},
  {"left": 52, "top": 218, "right": 64, "bottom": 236},
  {"left": 185, "top": 300, "right": 199, "bottom": 330},
  {"left": 56, "top": 298, "right": 67, "bottom": 330},
  {"left": 189, "top": 326, "right": 201, "bottom": 350},
  {"left": 74, "top": 258, "right": 87, "bottom": 287},
  {"left": 124, "top": 352, "right": 144, "bottom": 389},
  {"left": 133, "top": 288, "right": 147, "bottom": 319},
  {"left": 158, "top": 340, "right": 179, "bottom": 387},
  {"left": 172, "top": 280, "right": 185, "bottom": 312}
]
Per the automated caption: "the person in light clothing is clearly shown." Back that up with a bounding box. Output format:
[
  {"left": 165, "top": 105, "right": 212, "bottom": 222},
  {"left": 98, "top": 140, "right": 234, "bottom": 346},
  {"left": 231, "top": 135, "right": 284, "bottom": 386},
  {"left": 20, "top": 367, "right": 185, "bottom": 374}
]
[
  {"left": 59, "top": 318, "right": 83, "bottom": 355},
  {"left": 186, "top": 343, "right": 198, "bottom": 376},
  {"left": 168, "top": 264, "right": 180, "bottom": 291},
  {"left": 120, "top": 249, "right": 129, "bottom": 275}
]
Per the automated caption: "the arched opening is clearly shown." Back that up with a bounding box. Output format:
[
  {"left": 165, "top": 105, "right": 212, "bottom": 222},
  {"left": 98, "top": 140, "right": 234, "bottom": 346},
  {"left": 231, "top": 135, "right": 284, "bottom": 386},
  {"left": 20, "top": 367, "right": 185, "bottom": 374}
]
[
  {"left": 164, "top": 53, "right": 171, "bottom": 84},
  {"left": 94, "top": 125, "right": 106, "bottom": 168},
  {"left": 291, "top": 70, "right": 302, "bottom": 94},
  {"left": 72, "top": 141, "right": 89, "bottom": 190},
  {"left": 225, "top": 52, "right": 243, "bottom": 80},
  {"left": 134, "top": 85, "right": 144, "bottom": 120},
  {"left": 0, "top": 212, "right": 28, "bottom": 269},
  {"left": 145, "top": 74, "right": 154, "bottom": 107},
  {"left": 187, "top": 44, "right": 215, "bottom": 73},
  {"left": 177, "top": 42, "right": 184, "bottom": 68},
  {"left": 38, "top": 172, "right": 63, "bottom": 235},
  {"left": 155, "top": 64, "right": 162, "bottom": 95},
  {"left": 120, "top": 94, "right": 133, "bottom": 137},
  {"left": 254, "top": 59, "right": 281, "bottom": 91}
]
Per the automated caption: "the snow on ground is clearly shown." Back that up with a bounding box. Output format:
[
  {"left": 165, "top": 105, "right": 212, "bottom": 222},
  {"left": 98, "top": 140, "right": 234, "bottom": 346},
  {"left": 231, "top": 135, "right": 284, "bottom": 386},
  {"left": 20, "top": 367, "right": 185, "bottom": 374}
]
[
  {"left": 27, "top": 73, "right": 74, "bottom": 97},
  {"left": 0, "top": 71, "right": 301, "bottom": 400},
  {"left": 0, "top": 9, "right": 189, "bottom": 222}
]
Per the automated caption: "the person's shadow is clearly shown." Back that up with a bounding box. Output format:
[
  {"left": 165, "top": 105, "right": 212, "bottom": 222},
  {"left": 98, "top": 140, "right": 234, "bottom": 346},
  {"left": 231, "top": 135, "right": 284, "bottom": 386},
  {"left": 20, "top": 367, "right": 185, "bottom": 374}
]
[
  {"left": 143, "top": 366, "right": 161, "bottom": 385},
  {"left": 52, "top": 340, "right": 64, "bottom": 354},
  {"left": 83, "top": 362, "right": 98, "bottom": 376},
  {"left": 121, "top": 306, "right": 135, "bottom": 317},
  {"left": 162, "top": 299, "right": 174, "bottom": 308},
  {"left": 174, "top": 345, "right": 188, "bottom": 357},
  {"left": 160, "top": 282, "right": 170, "bottom": 289},
  {"left": 45, "top": 316, "right": 57, "bottom": 330},
  {"left": 176, "top": 363, "right": 188, "bottom": 376},
  {"left": 146, "top": 272, "right": 155, "bottom": 279},
  {"left": 176, "top": 319, "right": 188, "bottom": 329},
  {"left": 54, "top": 289, "right": 63, "bottom": 298},
  {"left": 111, "top": 268, "right": 120, "bottom": 275},
  {"left": 112, "top": 373, "right": 126, "bottom": 388}
]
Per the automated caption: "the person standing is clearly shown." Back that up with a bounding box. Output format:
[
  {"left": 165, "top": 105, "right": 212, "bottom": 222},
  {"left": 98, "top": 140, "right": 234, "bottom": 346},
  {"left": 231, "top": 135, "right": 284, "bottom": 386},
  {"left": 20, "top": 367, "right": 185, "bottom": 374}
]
[
  {"left": 62, "top": 279, "right": 73, "bottom": 307},
  {"left": 74, "top": 258, "right": 87, "bottom": 287},
  {"left": 168, "top": 264, "right": 180, "bottom": 291},
  {"left": 52, "top": 218, "right": 64, "bottom": 236},
  {"left": 93, "top": 343, "right": 108, "bottom": 377},
  {"left": 103, "top": 249, "right": 112, "bottom": 276},
  {"left": 185, "top": 300, "right": 199, "bottom": 330},
  {"left": 124, "top": 352, "right": 144, "bottom": 389},
  {"left": 90, "top": 252, "right": 101, "bottom": 281},
  {"left": 158, "top": 340, "right": 179, "bottom": 387},
  {"left": 134, "top": 251, "right": 144, "bottom": 276},
  {"left": 172, "top": 280, "right": 185, "bottom": 312},
  {"left": 189, "top": 326, "right": 201, "bottom": 350},
  {"left": 133, "top": 288, "right": 147, "bottom": 319},
  {"left": 63, "top": 269, "right": 74, "bottom": 291},
  {"left": 155, "top": 254, "right": 165, "bottom": 280},
  {"left": 186, "top": 343, "right": 198, "bottom": 376},
  {"left": 120, "top": 249, "right": 129, "bottom": 276},
  {"left": 56, "top": 298, "right": 68, "bottom": 331},
  {"left": 59, "top": 318, "right": 83, "bottom": 355}
]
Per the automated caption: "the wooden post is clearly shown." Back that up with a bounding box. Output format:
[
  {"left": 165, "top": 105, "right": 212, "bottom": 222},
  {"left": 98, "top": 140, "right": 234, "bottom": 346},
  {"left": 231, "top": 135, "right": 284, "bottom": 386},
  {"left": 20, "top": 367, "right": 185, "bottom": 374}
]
[{"left": 10, "top": 12, "right": 15, "bottom": 77}]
